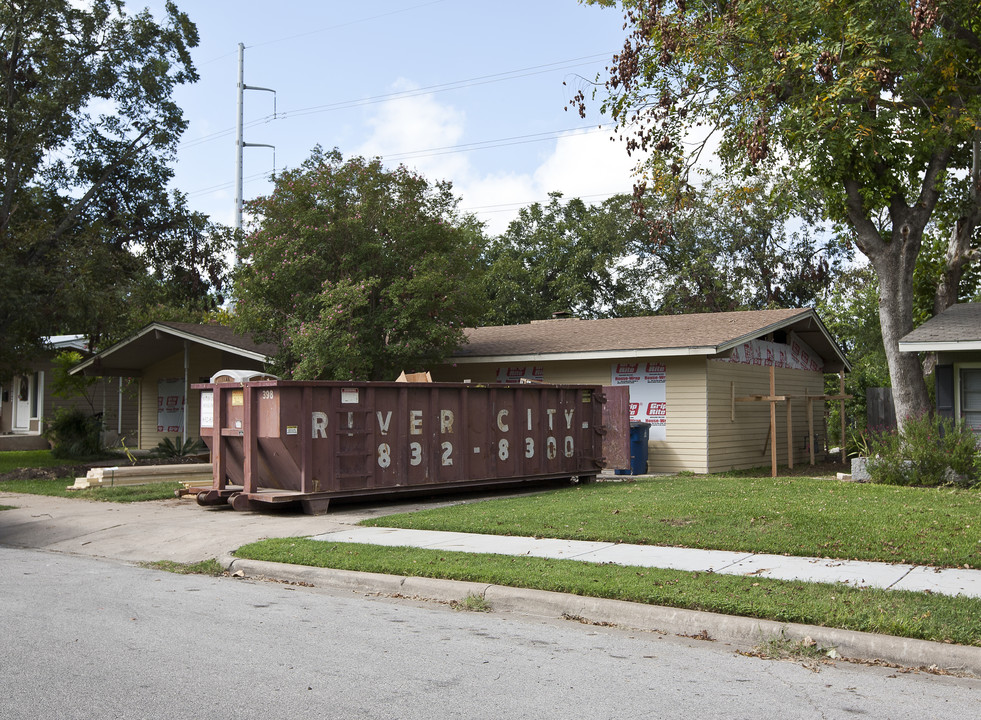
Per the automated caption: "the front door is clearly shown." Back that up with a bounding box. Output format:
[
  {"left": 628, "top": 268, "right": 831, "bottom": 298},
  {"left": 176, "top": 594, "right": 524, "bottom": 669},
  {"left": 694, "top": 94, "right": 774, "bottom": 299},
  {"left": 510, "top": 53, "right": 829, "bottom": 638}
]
[{"left": 13, "top": 375, "right": 32, "bottom": 431}]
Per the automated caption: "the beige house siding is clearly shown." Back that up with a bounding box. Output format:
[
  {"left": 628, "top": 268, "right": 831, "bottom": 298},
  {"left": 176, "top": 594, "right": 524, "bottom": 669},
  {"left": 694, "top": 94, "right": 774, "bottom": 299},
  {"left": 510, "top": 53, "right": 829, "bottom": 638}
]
[
  {"left": 138, "top": 346, "right": 265, "bottom": 450},
  {"left": 433, "top": 355, "right": 711, "bottom": 474},
  {"left": 706, "top": 360, "right": 827, "bottom": 473}
]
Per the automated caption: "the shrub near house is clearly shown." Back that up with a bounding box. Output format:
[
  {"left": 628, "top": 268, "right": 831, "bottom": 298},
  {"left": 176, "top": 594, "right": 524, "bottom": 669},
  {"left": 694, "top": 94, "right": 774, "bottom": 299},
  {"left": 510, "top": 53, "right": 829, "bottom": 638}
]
[{"left": 866, "top": 414, "right": 980, "bottom": 488}]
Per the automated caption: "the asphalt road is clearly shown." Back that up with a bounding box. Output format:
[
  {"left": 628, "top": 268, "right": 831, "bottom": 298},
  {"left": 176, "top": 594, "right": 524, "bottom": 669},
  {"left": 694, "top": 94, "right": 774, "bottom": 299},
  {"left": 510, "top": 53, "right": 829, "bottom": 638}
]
[{"left": 2, "top": 547, "right": 978, "bottom": 720}]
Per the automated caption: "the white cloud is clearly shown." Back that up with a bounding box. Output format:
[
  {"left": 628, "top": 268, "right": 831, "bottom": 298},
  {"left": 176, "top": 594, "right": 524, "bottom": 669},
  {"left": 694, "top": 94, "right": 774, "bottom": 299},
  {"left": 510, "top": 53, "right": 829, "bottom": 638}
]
[{"left": 355, "top": 88, "right": 647, "bottom": 235}]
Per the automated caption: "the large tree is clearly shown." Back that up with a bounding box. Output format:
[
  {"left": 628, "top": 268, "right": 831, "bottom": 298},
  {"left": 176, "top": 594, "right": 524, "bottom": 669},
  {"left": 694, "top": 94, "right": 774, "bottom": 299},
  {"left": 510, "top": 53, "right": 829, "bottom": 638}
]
[
  {"left": 481, "top": 193, "right": 653, "bottom": 325},
  {"left": 580, "top": 0, "right": 981, "bottom": 425},
  {"left": 0, "top": 0, "right": 199, "bottom": 376},
  {"left": 233, "top": 148, "right": 487, "bottom": 381},
  {"left": 642, "top": 175, "right": 847, "bottom": 313}
]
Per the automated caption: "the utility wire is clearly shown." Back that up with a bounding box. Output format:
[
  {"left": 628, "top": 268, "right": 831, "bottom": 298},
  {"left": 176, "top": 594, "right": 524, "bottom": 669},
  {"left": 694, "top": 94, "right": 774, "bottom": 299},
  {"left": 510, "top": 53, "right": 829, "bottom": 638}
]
[{"left": 177, "top": 52, "right": 611, "bottom": 153}]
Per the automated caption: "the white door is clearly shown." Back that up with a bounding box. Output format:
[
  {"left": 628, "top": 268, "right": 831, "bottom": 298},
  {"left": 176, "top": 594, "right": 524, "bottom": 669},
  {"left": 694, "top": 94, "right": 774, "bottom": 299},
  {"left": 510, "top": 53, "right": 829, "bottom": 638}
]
[{"left": 13, "top": 375, "right": 31, "bottom": 431}]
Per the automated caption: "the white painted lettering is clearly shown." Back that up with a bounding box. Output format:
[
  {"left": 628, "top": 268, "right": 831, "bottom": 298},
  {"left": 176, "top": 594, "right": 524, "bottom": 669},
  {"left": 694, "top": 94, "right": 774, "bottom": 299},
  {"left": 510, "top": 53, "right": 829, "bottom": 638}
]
[
  {"left": 376, "top": 411, "right": 392, "bottom": 435},
  {"left": 312, "top": 411, "right": 328, "bottom": 438},
  {"left": 564, "top": 408, "right": 575, "bottom": 429},
  {"left": 440, "top": 409, "right": 455, "bottom": 434},
  {"left": 497, "top": 409, "right": 509, "bottom": 432},
  {"left": 526, "top": 408, "right": 532, "bottom": 430},
  {"left": 546, "top": 408, "right": 556, "bottom": 430},
  {"left": 409, "top": 410, "right": 423, "bottom": 435}
]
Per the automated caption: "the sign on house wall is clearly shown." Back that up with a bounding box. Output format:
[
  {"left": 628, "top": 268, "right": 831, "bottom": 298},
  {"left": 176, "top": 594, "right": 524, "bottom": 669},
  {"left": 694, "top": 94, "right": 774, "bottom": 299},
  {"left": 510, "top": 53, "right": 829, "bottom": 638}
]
[
  {"left": 611, "top": 362, "right": 666, "bottom": 441},
  {"left": 495, "top": 365, "right": 545, "bottom": 383},
  {"left": 157, "top": 378, "right": 185, "bottom": 433},
  {"left": 725, "top": 332, "right": 824, "bottom": 372}
]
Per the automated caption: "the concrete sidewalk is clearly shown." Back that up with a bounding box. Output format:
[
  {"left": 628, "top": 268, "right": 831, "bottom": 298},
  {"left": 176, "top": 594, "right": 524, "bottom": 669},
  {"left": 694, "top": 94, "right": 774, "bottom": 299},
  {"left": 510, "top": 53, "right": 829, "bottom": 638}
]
[{"left": 311, "top": 526, "right": 981, "bottom": 599}]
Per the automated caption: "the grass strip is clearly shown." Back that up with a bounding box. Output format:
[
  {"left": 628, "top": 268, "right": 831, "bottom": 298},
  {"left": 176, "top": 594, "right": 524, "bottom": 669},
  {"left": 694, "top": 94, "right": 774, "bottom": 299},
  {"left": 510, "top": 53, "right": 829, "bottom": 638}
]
[
  {"left": 362, "top": 476, "right": 981, "bottom": 568},
  {"left": 0, "top": 476, "right": 181, "bottom": 502},
  {"left": 234, "top": 538, "right": 981, "bottom": 646},
  {"left": 0, "top": 450, "right": 76, "bottom": 473}
]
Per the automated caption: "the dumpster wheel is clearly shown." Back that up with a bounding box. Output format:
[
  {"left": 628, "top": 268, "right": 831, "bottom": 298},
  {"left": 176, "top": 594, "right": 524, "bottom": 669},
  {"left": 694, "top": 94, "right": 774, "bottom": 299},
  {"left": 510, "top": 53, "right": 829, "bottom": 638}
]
[{"left": 196, "top": 490, "right": 229, "bottom": 507}]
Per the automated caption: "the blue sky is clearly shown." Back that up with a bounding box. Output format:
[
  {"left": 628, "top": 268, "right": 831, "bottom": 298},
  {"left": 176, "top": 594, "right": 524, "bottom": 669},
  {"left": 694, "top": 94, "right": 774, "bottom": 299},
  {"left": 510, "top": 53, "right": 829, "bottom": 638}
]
[{"left": 141, "top": 1, "right": 637, "bottom": 235}]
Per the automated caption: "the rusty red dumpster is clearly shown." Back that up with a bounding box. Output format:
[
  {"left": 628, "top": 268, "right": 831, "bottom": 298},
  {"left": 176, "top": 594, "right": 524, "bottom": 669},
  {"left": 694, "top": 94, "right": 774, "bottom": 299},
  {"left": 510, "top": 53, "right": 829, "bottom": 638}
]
[{"left": 192, "top": 378, "right": 627, "bottom": 514}]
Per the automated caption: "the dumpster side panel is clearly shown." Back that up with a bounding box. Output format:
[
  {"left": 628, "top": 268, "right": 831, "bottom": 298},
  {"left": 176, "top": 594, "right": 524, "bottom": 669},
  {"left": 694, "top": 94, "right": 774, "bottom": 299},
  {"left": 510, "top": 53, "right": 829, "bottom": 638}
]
[{"left": 196, "top": 380, "right": 611, "bottom": 511}]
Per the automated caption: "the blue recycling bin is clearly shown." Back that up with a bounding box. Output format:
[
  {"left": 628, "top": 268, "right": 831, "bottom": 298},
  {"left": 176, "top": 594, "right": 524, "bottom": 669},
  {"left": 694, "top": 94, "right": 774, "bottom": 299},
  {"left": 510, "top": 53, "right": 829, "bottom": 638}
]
[{"left": 616, "top": 421, "right": 651, "bottom": 475}]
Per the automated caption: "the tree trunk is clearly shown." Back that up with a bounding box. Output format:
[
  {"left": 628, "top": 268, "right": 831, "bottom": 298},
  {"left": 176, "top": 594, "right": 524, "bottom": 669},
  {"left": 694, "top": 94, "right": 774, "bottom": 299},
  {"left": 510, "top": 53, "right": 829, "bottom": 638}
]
[
  {"left": 934, "top": 133, "right": 981, "bottom": 316},
  {"left": 873, "top": 242, "right": 931, "bottom": 425}
]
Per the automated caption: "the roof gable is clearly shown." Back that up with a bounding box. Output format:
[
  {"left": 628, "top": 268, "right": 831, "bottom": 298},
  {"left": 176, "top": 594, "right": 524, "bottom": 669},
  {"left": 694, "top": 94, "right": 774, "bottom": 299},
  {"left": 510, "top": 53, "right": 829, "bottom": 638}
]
[{"left": 70, "top": 322, "right": 276, "bottom": 376}]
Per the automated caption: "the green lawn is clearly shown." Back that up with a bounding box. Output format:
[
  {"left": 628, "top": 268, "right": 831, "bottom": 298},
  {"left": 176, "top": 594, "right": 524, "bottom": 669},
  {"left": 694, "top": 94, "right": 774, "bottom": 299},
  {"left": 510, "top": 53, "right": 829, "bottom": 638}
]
[
  {"left": 0, "top": 449, "right": 180, "bottom": 502},
  {"left": 361, "top": 475, "right": 981, "bottom": 568},
  {"left": 234, "top": 473, "right": 981, "bottom": 646},
  {"left": 0, "top": 476, "right": 182, "bottom": 502},
  {"left": 0, "top": 450, "right": 72, "bottom": 473},
  {"left": 234, "top": 538, "right": 981, "bottom": 646}
]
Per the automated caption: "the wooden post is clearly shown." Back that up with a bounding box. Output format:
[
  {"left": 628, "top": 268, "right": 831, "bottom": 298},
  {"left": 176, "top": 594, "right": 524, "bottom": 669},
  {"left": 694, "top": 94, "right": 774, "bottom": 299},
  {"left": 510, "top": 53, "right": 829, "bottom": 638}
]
[
  {"left": 806, "top": 395, "right": 815, "bottom": 465},
  {"left": 770, "top": 366, "right": 777, "bottom": 478},
  {"left": 786, "top": 398, "right": 793, "bottom": 470}
]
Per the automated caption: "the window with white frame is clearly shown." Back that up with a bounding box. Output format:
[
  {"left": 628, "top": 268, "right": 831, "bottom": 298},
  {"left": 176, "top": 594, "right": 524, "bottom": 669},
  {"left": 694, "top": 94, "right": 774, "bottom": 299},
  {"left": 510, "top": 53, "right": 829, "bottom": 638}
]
[{"left": 959, "top": 368, "right": 981, "bottom": 431}]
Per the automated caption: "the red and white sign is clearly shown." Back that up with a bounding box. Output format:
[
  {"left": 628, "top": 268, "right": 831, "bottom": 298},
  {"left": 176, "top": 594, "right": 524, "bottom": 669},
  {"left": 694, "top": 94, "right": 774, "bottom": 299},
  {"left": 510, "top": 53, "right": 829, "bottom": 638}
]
[
  {"left": 157, "top": 378, "right": 185, "bottom": 434},
  {"left": 727, "top": 332, "right": 823, "bottom": 372},
  {"left": 612, "top": 362, "right": 666, "bottom": 440},
  {"left": 495, "top": 365, "right": 545, "bottom": 383}
]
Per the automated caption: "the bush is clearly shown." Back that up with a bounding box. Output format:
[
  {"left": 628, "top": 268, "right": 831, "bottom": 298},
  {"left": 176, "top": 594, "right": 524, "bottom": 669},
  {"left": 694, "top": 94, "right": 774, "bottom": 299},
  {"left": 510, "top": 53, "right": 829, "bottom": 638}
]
[
  {"left": 43, "top": 408, "right": 103, "bottom": 459},
  {"left": 865, "top": 413, "right": 980, "bottom": 488},
  {"left": 153, "top": 436, "right": 207, "bottom": 458}
]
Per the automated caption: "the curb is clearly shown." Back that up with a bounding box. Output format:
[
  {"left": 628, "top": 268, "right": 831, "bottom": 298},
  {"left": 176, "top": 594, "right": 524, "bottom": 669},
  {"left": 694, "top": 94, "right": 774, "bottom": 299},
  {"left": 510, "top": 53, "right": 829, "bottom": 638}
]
[{"left": 220, "top": 555, "right": 981, "bottom": 676}]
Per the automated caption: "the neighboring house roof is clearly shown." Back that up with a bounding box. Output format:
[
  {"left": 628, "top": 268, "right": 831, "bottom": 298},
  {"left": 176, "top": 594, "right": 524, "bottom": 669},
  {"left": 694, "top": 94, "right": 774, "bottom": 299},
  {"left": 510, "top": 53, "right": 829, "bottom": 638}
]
[
  {"left": 899, "top": 303, "right": 981, "bottom": 352},
  {"left": 453, "top": 308, "right": 850, "bottom": 372},
  {"left": 70, "top": 321, "right": 276, "bottom": 377},
  {"left": 44, "top": 334, "right": 89, "bottom": 352}
]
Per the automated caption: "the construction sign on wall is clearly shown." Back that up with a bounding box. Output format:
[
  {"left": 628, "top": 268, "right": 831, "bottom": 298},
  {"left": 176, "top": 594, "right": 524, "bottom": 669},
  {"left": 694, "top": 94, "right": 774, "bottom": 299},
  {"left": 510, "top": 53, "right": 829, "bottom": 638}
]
[
  {"left": 157, "top": 378, "right": 185, "bottom": 433},
  {"left": 611, "top": 362, "right": 666, "bottom": 441},
  {"left": 495, "top": 365, "right": 545, "bottom": 383}
]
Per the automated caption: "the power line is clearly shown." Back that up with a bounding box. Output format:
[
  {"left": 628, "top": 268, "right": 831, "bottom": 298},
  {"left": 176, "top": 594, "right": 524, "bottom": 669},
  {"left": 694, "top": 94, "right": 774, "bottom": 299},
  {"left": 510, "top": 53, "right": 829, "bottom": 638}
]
[
  {"left": 196, "top": 0, "right": 449, "bottom": 66},
  {"left": 183, "top": 123, "right": 613, "bottom": 198},
  {"left": 176, "top": 52, "right": 611, "bottom": 153}
]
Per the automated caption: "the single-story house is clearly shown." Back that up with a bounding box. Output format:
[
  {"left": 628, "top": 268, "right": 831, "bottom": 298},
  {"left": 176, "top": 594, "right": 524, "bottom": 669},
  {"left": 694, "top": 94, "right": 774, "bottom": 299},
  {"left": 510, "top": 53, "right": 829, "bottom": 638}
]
[
  {"left": 431, "top": 308, "right": 850, "bottom": 474},
  {"left": 899, "top": 302, "right": 981, "bottom": 429},
  {"left": 70, "top": 322, "right": 276, "bottom": 451},
  {"left": 1, "top": 335, "right": 138, "bottom": 451}
]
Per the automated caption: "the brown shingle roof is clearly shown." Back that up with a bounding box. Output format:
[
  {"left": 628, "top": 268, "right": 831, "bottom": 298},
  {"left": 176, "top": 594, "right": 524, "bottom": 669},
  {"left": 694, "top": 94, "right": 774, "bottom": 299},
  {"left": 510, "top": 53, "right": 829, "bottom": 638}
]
[
  {"left": 155, "top": 321, "right": 278, "bottom": 358},
  {"left": 457, "top": 309, "right": 808, "bottom": 355}
]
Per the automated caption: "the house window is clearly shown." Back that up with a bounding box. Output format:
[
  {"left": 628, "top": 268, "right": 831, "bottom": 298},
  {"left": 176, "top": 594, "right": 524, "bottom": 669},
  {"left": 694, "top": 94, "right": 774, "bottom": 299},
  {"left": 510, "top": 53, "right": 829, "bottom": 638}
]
[{"left": 959, "top": 368, "right": 981, "bottom": 431}]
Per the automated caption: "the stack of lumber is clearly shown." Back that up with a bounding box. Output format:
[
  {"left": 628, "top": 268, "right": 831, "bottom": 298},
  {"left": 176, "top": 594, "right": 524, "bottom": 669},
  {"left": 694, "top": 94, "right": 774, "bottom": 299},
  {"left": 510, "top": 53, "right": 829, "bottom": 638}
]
[{"left": 68, "top": 464, "right": 213, "bottom": 490}]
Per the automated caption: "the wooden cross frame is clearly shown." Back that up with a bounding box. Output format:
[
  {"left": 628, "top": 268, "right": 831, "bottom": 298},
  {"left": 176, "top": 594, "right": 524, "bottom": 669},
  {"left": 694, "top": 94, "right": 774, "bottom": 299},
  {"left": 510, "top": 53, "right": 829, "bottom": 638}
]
[{"left": 732, "top": 366, "right": 852, "bottom": 478}]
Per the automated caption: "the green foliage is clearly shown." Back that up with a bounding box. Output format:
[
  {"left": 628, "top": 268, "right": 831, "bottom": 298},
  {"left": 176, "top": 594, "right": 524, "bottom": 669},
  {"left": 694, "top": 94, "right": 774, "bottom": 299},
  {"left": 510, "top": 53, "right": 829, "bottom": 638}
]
[
  {"left": 0, "top": 0, "right": 201, "bottom": 376},
  {"left": 480, "top": 193, "right": 654, "bottom": 324},
  {"left": 865, "top": 414, "right": 981, "bottom": 488},
  {"left": 153, "top": 436, "right": 206, "bottom": 458},
  {"left": 643, "top": 175, "right": 849, "bottom": 313},
  {"left": 233, "top": 147, "right": 487, "bottom": 380},
  {"left": 43, "top": 407, "right": 103, "bottom": 459},
  {"left": 584, "top": 0, "right": 981, "bottom": 423},
  {"left": 49, "top": 350, "right": 99, "bottom": 412},
  {"left": 818, "top": 265, "right": 890, "bottom": 433}
]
